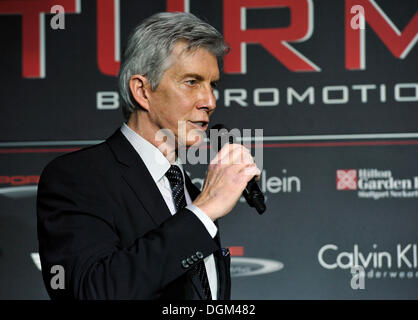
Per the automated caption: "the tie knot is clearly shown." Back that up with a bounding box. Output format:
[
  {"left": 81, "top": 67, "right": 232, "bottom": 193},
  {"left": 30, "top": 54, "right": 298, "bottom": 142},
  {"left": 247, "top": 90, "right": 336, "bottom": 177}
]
[{"left": 165, "top": 165, "right": 184, "bottom": 186}]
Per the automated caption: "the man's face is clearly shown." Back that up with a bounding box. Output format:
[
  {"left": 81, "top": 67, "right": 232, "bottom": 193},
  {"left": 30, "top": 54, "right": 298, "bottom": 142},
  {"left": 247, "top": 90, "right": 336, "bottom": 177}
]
[{"left": 147, "top": 41, "right": 220, "bottom": 147}]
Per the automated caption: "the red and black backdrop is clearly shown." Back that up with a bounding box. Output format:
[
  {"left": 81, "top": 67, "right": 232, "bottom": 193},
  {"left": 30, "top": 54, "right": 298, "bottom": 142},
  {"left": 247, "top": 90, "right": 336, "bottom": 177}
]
[{"left": 0, "top": 0, "right": 417, "bottom": 299}]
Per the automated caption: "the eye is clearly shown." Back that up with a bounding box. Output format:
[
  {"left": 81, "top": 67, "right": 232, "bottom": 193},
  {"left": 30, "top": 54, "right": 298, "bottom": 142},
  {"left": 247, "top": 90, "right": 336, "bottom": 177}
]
[
  {"left": 185, "top": 79, "right": 197, "bottom": 86},
  {"left": 210, "top": 81, "right": 218, "bottom": 89}
]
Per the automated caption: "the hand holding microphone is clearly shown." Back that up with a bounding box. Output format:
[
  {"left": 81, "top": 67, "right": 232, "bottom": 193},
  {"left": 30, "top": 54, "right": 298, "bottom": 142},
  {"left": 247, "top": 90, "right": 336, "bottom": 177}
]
[
  {"left": 192, "top": 124, "right": 266, "bottom": 221},
  {"left": 210, "top": 124, "right": 266, "bottom": 215}
]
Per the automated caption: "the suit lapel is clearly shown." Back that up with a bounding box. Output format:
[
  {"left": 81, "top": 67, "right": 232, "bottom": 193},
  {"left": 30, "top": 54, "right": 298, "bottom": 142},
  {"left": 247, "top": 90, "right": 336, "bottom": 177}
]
[{"left": 106, "top": 129, "right": 172, "bottom": 227}]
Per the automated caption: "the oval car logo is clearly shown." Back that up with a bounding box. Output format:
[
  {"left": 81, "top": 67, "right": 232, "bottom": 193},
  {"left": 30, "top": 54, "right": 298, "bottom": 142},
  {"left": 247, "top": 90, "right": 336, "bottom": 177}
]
[
  {"left": 231, "top": 257, "right": 284, "bottom": 277},
  {"left": 0, "top": 186, "right": 38, "bottom": 199}
]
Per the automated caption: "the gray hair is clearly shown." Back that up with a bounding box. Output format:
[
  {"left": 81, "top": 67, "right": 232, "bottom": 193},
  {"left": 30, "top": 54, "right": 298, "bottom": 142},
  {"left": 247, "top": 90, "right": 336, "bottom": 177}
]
[{"left": 118, "top": 12, "right": 229, "bottom": 120}]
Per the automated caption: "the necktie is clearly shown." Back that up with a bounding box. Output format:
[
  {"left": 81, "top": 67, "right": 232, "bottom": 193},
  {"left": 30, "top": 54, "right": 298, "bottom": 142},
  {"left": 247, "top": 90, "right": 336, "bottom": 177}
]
[{"left": 165, "top": 165, "right": 212, "bottom": 300}]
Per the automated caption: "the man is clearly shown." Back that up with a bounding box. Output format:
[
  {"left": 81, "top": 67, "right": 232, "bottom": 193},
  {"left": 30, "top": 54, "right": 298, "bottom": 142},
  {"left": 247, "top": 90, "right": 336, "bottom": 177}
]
[{"left": 37, "top": 12, "right": 260, "bottom": 300}]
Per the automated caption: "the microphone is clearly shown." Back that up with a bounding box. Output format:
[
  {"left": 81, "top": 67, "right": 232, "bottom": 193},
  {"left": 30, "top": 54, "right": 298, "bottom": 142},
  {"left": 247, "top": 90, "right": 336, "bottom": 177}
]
[{"left": 210, "top": 124, "right": 266, "bottom": 215}]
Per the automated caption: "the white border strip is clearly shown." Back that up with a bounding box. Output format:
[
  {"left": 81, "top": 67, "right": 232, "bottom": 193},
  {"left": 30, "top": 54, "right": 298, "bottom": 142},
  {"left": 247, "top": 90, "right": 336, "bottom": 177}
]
[
  {"left": 114, "top": 0, "right": 120, "bottom": 62},
  {"left": 75, "top": 0, "right": 81, "bottom": 13},
  {"left": 1, "top": 133, "right": 418, "bottom": 147},
  {"left": 244, "top": 132, "right": 418, "bottom": 142},
  {"left": 39, "top": 12, "right": 45, "bottom": 78},
  {"left": 0, "top": 140, "right": 104, "bottom": 147}
]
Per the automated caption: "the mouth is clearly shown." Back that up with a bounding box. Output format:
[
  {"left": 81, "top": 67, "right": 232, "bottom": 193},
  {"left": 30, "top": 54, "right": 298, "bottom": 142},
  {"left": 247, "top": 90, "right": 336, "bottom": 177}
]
[{"left": 188, "top": 120, "right": 209, "bottom": 131}]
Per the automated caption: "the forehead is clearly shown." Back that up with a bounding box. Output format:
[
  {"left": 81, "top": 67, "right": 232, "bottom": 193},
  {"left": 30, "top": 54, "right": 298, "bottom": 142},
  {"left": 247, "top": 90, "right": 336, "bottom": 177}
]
[{"left": 166, "top": 41, "right": 220, "bottom": 78}]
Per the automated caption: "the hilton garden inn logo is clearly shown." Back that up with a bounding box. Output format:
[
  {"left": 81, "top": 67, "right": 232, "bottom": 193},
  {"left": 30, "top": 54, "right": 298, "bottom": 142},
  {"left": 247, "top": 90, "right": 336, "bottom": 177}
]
[{"left": 336, "top": 169, "right": 418, "bottom": 200}]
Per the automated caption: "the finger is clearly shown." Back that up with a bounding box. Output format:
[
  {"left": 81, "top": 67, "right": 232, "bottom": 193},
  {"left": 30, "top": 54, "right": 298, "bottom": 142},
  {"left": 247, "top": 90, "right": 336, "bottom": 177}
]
[
  {"left": 240, "top": 164, "right": 262, "bottom": 182},
  {"left": 224, "top": 145, "right": 252, "bottom": 165},
  {"left": 254, "top": 171, "right": 261, "bottom": 182},
  {"left": 211, "top": 143, "right": 242, "bottom": 165},
  {"left": 231, "top": 149, "right": 253, "bottom": 165}
]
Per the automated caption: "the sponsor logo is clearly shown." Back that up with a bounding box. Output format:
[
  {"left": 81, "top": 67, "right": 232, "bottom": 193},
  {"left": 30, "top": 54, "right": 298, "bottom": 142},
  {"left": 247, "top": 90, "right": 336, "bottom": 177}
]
[
  {"left": 229, "top": 246, "right": 283, "bottom": 277},
  {"left": 318, "top": 243, "right": 418, "bottom": 280},
  {"left": 336, "top": 169, "right": 418, "bottom": 199},
  {"left": 97, "top": 82, "right": 418, "bottom": 110},
  {"left": 191, "top": 168, "right": 302, "bottom": 203},
  {"left": 0, "top": 175, "right": 39, "bottom": 199},
  {"left": 0, "top": 175, "right": 39, "bottom": 186},
  {"left": 231, "top": 257, "right": 284, "bottom": 277},
  {"left": 4, "top": 0, "right": 416, "bottom": 78},
  {"left": 337, "top": 169, "right": 357, "bottom": 190},
  {"left": 241, "top": 169, "right": 301, "bottom": 203}
]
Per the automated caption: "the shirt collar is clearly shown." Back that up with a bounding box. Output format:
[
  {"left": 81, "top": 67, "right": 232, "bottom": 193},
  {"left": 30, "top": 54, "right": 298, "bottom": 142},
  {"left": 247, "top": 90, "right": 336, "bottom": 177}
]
[{"left": 120, "top": 123, "right": 185, "bottom": 183}]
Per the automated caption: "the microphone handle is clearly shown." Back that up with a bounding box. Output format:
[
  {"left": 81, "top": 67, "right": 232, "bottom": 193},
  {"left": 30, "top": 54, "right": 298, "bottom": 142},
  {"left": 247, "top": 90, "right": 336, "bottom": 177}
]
[{"left": 242, "top": 177, "right": 266, "bottom": 215}]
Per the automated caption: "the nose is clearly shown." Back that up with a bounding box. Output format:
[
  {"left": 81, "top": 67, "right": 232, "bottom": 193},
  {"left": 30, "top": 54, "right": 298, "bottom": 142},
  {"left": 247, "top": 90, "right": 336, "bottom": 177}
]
[{"left": 197, "top": 84, "right": 217, "bottom": 112}]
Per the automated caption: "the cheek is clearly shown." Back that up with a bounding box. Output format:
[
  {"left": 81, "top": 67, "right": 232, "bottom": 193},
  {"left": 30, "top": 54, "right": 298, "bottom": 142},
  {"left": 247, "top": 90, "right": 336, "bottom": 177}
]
[
  {"left": 173, "top": 95, "right": 197, "bottom": 122},
  {"left": 152, "top": 93, "right": 179, "bottom": 126},
  {"left": 152, "top": 87, "right": 197, "bottom": 130}
]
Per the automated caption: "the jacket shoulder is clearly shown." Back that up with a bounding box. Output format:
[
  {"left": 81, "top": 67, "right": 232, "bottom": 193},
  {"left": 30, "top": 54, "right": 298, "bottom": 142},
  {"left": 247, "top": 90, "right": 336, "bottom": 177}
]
[{"left": 41, "top": 141, "right": 113, "bottom": 177}]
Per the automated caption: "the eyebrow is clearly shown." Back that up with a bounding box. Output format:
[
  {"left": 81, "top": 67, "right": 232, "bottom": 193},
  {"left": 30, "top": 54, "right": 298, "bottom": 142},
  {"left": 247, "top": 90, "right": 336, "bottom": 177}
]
[{"left": 182, "top": 73, "right": 220, "bottom": 82}]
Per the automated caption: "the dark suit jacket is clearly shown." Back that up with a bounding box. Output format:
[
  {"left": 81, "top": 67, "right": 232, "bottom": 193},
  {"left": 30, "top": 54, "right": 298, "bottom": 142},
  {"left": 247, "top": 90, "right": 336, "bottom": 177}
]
[{"left": 36, "top": 129, "right": 231, "bottom": 300}]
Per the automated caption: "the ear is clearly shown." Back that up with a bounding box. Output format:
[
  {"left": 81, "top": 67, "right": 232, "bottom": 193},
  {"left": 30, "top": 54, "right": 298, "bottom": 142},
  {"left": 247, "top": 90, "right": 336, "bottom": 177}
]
[{"left": 129, "top": 74, "right": 152, "bottom": 112}]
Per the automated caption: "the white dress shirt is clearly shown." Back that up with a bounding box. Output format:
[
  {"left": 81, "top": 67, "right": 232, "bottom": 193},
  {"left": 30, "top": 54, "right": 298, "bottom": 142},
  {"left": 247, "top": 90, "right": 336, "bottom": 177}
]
[{"left": 120, "top": 123, "right": 218, "bottom": 299}]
